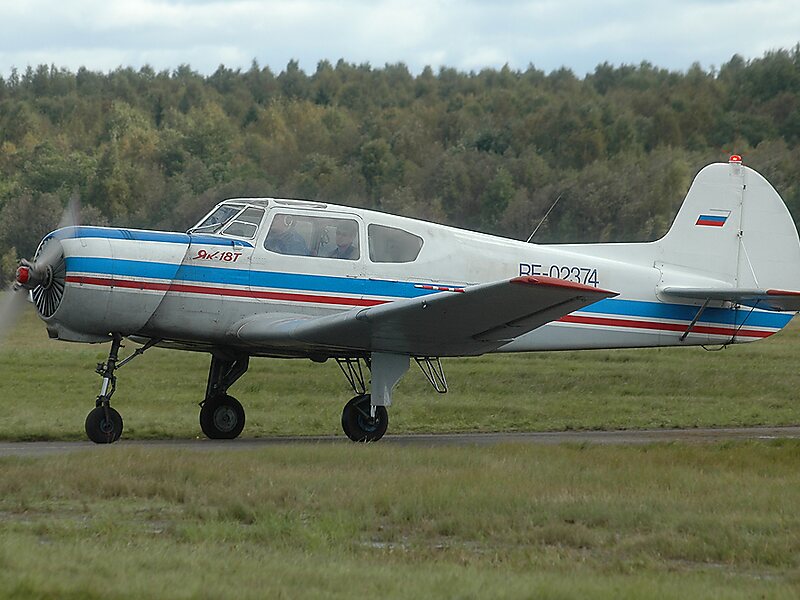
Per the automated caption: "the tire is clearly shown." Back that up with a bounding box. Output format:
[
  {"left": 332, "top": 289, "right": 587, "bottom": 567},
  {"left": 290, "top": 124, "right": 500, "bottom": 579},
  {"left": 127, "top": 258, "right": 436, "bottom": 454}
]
[
  {"left": 200, "top": 394, "right": 245, "bottom": 439},
  {"left": 85, "top": 405, "right": 124, "bottom": 444},
  {"left": 341, "top": 394, "right": 388, "bottom": 442}
]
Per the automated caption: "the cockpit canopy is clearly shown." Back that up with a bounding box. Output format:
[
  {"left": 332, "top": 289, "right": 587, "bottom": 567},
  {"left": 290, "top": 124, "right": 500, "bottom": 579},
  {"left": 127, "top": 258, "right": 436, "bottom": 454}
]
[
  {"left": 189, "top": 201, "right": 268, "bottom": 239},
  {"left": 189, "top": 198, "right": 425, "bottom": 263}
]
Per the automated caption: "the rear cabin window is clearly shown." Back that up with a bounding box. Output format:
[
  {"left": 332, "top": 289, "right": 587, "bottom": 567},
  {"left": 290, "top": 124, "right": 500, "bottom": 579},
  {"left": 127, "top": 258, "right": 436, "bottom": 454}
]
[
  {"left": 264, "top": 213, "right": 360, "bottom": 260},
  {"left": 368, "top": 224, "right": 423, "bottom": 263},
  {"left": 222, "top": 207, "right": 264, "bottom": 239}
]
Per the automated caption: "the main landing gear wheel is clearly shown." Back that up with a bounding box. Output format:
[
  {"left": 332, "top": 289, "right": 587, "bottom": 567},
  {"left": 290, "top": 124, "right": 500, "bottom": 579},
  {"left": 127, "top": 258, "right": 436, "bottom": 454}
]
[
  {"left": 200, "top": 394, "right": 246, "bottom": 439},
  {"left": 341, "top": 394, "right": 388, "bottom": 442},
  {"left": 85, "top": 406, "right": 123, "bottom": 444}
]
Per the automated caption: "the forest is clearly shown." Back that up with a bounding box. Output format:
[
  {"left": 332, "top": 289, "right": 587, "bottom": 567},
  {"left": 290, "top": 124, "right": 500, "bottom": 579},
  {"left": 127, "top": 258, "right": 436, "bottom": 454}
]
[{"left": 0, "top": 46, "right": 799, "bottom": 283}]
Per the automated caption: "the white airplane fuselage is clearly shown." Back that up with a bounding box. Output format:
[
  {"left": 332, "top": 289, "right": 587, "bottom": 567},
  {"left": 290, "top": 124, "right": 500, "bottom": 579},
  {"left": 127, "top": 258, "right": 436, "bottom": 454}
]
[{"left": 41, "top": 162, "right": 795, "bottom": 357}]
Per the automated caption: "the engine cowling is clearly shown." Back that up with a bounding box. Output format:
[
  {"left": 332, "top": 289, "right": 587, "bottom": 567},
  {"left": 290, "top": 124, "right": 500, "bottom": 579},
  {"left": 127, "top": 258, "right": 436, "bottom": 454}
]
[{"left": 32, "top": 227, "right": 191, "bottom": 343}]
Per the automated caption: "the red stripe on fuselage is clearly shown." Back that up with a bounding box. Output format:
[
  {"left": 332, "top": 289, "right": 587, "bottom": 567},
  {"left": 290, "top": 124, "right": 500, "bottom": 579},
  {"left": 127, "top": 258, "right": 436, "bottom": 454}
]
[
  {"left": 65, "top": 275, "right": 385, "bottom": 307},
  {"left": 559, "top": 314, "right": 773, "bottom": 338}
]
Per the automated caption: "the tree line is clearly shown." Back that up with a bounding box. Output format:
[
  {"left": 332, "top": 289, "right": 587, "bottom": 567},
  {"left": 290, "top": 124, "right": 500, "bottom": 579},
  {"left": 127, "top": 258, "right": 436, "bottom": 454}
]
[{"left": 1, "top": 47, "right": 799, "bottom": 281}]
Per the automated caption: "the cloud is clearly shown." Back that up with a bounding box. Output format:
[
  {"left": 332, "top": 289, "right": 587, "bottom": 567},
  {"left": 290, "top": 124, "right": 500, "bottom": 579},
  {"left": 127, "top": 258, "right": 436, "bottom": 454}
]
[{"left": 0, "top": 0, "right": 797, "bottom": 77}]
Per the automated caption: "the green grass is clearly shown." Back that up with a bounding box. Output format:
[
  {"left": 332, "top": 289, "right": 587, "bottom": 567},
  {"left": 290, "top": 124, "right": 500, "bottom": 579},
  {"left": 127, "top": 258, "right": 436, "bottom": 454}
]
[
  {"left": 1, "top": 442, "right": 799, "bottom": 598},
  {"left": 1, "top": 302, "right": 799, "bottom": 440}
]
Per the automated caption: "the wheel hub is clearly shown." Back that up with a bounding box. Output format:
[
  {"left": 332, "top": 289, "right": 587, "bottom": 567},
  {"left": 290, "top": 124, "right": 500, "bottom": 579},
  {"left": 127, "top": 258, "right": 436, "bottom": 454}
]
[
  {"left": 213, "top": 406, "right": 237, "bottom": 432},
  {"left": 356, "top": 410, "right": 380, "bottom": 432},
  {"left": 358, "top": 419, "right": 377, "bottom": 432}
]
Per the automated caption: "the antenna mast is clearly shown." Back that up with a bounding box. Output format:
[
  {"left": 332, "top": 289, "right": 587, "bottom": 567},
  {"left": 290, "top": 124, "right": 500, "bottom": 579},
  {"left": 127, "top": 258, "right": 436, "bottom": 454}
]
[{"left": 526, "top": 193, "right": 562, "bottom": 243}]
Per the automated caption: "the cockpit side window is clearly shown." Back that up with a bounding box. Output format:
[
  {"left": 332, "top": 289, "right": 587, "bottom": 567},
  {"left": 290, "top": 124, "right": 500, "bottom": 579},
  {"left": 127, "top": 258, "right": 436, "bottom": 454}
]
[
  {"left": 368, "top": 224, "right": 423, "bottom": 263},
  {"left": 192, "top": 204, "right": 245, "bottom": 234},
  {"left": 222, "top": 207, "right": 265, "bottom": 239},
  {"left": 264, "top": 213, "right": 360, "bottom": 260}
]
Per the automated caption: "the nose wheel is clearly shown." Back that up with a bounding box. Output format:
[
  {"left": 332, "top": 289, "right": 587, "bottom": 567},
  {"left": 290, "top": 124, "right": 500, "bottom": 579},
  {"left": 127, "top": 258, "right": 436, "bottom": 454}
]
[
  {"left": 85, "top": 405, "right": 123, "bottom": 443},
  {"left": 86, "top": 334, "right": 124, "bottom": 444},
  {"left": 341, "top": 394, "right": 388, "bottom": 442}
]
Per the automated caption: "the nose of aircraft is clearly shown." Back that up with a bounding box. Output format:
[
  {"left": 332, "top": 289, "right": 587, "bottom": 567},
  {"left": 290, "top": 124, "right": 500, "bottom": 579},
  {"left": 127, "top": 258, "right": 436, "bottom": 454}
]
[
  {"left": 14, "top": 264, "right": 30, "bottom": 285},
  {"left": 12, "top": 235, "right": 67, "bottom": 319},
  {"left": 14, "top": 255, "right": 54, "bottom": 291},
  {"left": 0, "top": 198, "right": 80, "bottom": 340},
  {"left": 0, "top": 234, "right": 64, "bottom": 343}
]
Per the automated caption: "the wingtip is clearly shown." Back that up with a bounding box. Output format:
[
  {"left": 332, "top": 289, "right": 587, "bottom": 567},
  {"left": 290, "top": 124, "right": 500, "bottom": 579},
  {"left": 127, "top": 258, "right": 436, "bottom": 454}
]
[{"left": 510, "top": 275, "right": 618, "bottom": 296}]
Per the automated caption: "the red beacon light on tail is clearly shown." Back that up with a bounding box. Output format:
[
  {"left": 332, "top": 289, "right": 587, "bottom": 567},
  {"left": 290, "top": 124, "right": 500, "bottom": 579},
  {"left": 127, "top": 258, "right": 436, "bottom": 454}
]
[{"left": 729, "top": 154, "right": 742, "bottom": 163}]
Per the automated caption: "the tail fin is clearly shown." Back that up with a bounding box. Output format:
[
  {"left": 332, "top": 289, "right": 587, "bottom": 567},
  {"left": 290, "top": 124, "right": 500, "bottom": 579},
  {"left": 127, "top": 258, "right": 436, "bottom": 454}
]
[{"left": 657, "top": 157, "right": 800, "bottom": 293}]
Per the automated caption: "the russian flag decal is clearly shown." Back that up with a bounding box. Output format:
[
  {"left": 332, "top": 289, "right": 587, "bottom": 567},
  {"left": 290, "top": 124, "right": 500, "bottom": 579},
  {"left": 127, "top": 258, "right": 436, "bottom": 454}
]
[{"left": 696, "top": 211, "right": 730, "bottom": 227}]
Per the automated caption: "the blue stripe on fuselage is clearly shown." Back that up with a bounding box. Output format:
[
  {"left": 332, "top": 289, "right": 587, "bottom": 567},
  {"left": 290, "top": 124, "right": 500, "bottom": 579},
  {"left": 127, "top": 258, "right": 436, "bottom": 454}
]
[
  {"left": 582, "top": 298, "right": 792, "bottom": 329},
  {"left": 67, "top": 257, "right": 181, "bottom": 280},
  {"left": 65, "top": 257, "right": 426, "bottom": 298},
  {"left": 64, "top": 257, "right": 794, "bottom": 329}
]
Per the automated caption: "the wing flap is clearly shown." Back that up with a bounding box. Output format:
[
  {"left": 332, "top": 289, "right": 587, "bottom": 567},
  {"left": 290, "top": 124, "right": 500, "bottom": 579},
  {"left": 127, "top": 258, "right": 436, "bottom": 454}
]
[
  {"left": 661, "top": 286, "right": 800, "bottom": 312},
  {"left": 234, "top": 276, "right": 617, "bottom": 356}
]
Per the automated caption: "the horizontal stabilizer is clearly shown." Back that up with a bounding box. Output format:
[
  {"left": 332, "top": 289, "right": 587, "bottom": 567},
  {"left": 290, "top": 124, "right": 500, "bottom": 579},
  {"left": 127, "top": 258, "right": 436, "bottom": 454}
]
[
  {"left": 661, "top": 287, "right": 800, "bottom": 312},
  {"left": 233, "top": 276, "right": 617, "bottom": 356}
]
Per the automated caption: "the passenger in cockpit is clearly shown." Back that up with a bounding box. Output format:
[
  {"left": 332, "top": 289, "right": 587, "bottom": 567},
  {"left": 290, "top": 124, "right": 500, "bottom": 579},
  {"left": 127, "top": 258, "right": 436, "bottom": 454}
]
[{"left": 327, "top": 221, "right": 359, "bottom": 260}]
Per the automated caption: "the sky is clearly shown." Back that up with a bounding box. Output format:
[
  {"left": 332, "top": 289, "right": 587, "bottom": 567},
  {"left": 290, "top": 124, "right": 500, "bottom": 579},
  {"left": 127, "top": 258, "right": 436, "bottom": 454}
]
[{"left": 0, "top": 0, "right": 798, "bottom": 78}]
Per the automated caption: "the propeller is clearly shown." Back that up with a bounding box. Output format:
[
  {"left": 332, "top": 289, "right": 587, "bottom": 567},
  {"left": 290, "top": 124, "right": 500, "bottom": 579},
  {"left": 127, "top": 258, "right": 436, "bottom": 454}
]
[
  {"left": 0, "top": 282, "right": 29, "bottom": 343},
  {"left": 0, "top": 197, "right": 81, "bottom": 342}
]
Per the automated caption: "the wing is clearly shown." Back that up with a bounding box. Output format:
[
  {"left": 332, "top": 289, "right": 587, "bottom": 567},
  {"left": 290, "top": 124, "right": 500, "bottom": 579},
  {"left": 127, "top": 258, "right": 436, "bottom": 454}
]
[
  {"left": 661, "top": 287, "right": 800, "bottom": 312},
  {"left": 232, "top": 276, "right": 618, "bottom": 356}
]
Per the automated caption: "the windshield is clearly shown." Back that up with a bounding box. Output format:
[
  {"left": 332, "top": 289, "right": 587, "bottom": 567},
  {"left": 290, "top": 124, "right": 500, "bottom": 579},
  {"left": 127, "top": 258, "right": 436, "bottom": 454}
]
[
  {"left": 190, "top": 204, "right": 245, "bottom": 234},
  {"left": 221, "top": 207, "right": 265, "bottom": 239}
]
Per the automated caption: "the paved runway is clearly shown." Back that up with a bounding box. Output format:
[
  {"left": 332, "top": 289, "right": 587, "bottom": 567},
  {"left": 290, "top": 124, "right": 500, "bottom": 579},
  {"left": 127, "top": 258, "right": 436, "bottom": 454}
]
[{"left": 1, "top": 426, "right": 799, "bottom": 457}]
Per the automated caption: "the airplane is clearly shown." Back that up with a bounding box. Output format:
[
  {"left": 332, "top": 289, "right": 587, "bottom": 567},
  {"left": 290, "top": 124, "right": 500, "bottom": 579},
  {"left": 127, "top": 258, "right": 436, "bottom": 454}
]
[{"left": 7, "top": 155, "right": 800, "bottom": 444}]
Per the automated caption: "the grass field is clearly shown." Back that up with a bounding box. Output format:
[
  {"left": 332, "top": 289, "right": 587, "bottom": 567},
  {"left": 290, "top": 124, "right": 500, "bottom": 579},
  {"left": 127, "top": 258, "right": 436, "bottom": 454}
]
[
  {"left": 1, "top": 443, "right": 799, "bottom": 598},
  {"left": 1, "top": 302, "right": 799, "bottom": 440},
  {"left": 2, "top": 302, "right": 800, "bottom": 597}
]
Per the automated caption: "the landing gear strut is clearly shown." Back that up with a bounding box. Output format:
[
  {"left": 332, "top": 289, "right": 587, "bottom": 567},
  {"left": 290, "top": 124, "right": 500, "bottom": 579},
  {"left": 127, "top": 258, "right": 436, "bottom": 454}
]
[
  {"left": 85, "top": 334, "right": 124, "bottom": 444},
  {"left": 199, "top": 354, "right": 249, "bottom": 439},
  {"left": 84, "top": 335, "right": 159, "bottom": 444}
]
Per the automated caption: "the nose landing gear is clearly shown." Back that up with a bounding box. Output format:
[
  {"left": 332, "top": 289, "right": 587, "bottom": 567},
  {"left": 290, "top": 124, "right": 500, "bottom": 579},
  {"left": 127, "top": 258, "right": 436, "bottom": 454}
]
[
  {"left": 84, "top": 335, "right": 160, "bottom": 444},
  {"left": 85, "top": 334, "right": 124, "bottom": 444}
]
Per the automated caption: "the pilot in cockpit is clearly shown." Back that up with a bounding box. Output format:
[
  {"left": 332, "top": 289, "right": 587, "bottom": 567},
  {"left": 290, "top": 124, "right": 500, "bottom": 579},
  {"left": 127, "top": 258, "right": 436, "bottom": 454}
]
[{"left": 265, "top": 214, "right": 309, "bottom": 256}]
